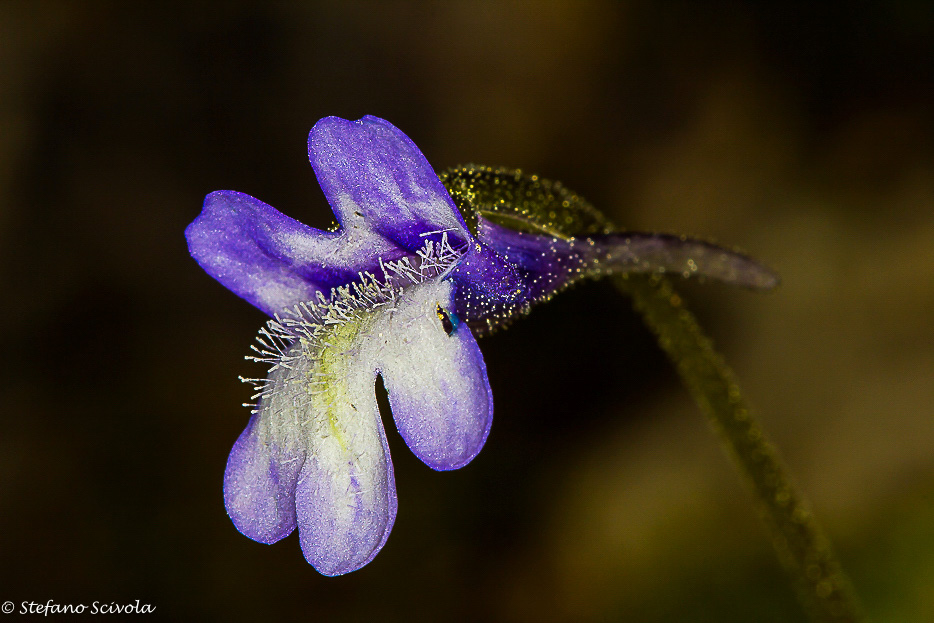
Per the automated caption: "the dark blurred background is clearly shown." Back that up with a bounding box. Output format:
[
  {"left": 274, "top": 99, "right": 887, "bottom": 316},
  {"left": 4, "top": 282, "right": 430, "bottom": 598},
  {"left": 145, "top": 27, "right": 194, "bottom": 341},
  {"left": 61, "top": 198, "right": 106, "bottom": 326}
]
[{"left": 1, "top": 2, "right": 932, "bottom": 621}]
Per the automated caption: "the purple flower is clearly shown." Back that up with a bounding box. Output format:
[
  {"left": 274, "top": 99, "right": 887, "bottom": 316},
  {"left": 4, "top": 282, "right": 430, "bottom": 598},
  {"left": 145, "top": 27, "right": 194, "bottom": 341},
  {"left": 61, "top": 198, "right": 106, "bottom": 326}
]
[{"left": 186, "top": 115, "right": 776, "bottom": 575}]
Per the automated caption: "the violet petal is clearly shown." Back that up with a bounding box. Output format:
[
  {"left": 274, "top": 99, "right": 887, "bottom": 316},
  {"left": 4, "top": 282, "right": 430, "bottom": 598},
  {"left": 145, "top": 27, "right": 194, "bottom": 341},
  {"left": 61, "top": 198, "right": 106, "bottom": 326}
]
[
  {"left": 308, "top": 116, "right": 472, "bottom": 252},
  {"left": 186, "top": 190, "right": 404, "bottom": 316}
]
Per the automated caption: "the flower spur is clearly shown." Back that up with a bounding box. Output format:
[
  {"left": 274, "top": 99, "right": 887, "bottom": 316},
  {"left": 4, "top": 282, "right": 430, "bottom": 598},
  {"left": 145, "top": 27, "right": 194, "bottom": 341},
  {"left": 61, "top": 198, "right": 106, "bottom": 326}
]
[{"left": 185, "top": 115, "right": 777, "bottom": 575}]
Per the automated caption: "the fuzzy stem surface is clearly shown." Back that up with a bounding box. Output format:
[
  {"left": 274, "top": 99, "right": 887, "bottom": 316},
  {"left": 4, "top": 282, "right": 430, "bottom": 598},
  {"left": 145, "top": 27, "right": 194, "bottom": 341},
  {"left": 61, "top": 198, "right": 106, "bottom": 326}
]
[{"left": 616, "top": 273, "right": 865, "bottom": 623}]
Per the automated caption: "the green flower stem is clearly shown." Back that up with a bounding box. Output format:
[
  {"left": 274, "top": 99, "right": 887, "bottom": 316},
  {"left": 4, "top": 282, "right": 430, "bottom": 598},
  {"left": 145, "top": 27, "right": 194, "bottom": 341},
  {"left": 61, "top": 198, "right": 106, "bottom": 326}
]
[{"left": 615, "top": 273, "right": 865, "bottom": 623}]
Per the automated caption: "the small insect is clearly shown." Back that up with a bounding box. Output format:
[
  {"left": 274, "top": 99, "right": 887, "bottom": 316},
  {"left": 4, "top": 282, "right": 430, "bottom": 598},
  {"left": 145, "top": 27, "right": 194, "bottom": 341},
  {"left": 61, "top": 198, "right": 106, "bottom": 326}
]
[{"left": 436, "top": 304, "right": 459, "bottom": 335}]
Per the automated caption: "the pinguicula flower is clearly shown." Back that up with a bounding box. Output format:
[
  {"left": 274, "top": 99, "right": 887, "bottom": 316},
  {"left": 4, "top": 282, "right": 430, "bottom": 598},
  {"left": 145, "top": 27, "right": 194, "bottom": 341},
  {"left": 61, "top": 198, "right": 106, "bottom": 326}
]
[{"left": 186, "top": 115, "right": 776, "bottom": 576}]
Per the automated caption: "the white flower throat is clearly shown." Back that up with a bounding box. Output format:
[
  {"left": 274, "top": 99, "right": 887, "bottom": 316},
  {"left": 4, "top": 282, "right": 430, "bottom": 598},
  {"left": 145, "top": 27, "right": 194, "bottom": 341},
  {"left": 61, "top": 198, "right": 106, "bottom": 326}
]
[{"left": 241, "top": 234, "right": 466, "bottom": 453}]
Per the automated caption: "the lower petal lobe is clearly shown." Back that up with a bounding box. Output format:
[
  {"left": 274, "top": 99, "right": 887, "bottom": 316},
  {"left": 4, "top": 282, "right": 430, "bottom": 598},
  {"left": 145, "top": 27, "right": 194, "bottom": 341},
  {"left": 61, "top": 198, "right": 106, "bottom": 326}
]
[
  {"left": 294, "top": 426, "right": 396, "bottom": 576},
  {"left": 260, "top": 305, "right": 399, "bottom": 576},
  {"left": 223, "top": 413, "right": 303, "bottom": 544},
  {"left": 292, "top": 353, "right": 397, "bottom": 576},
  {"left": 378, "top": 280, "right": 494, "bottom": 471}
]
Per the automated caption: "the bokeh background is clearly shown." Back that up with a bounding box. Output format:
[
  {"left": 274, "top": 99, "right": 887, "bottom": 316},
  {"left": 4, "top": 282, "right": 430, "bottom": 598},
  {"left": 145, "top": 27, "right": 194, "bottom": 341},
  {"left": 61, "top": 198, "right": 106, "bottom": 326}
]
[{"left": 1, "top": 2, "right": 932, "bottom": 621}]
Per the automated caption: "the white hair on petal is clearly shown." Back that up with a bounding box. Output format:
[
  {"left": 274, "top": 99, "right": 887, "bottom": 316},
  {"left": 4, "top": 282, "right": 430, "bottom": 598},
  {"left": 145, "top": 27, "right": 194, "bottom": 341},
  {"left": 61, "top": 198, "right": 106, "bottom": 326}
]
[{"left": 241, "top": 233, "right": 465, "bottom": 411}]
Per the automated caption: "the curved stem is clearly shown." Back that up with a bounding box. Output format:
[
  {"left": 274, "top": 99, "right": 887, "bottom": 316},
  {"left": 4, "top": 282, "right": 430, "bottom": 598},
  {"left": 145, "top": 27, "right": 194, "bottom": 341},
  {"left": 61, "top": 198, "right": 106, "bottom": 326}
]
[{"left": 614, "top": 274, "right": 865, "bottom": 623}]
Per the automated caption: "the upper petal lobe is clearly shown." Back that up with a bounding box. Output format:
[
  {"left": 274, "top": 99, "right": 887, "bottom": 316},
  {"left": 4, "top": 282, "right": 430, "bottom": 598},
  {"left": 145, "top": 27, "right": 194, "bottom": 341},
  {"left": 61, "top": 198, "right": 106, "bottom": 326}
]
[{"left": 308, "top": 116, "right": 471, "bottom": 252}]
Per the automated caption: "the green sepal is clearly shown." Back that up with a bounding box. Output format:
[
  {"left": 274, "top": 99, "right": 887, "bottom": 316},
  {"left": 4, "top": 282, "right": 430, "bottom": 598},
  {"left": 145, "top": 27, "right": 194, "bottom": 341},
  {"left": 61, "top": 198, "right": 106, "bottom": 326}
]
[{"left": 439, "top": 165, "right": 612, "bottom": 239}]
